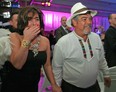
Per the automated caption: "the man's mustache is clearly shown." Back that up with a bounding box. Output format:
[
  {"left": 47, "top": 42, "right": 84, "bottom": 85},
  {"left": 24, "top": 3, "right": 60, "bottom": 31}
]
[{"left": 84, "top": 25, "right": 92, "bottom": 28}]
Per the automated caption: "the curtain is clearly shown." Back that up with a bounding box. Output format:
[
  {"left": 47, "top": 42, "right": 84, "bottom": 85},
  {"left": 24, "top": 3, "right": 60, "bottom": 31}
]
[{"left": 42, "top": 10, "right": 109, "bottom": 32}]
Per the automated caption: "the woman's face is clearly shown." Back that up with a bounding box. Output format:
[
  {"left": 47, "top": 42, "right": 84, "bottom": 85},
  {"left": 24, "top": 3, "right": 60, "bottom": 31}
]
[{"left": 27, "top": 12, "right": 40, "bottom": 29}]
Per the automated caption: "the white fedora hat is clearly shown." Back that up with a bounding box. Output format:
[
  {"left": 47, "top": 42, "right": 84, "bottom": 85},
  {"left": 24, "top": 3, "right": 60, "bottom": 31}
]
[{"left": 66, "top": 2, "right": 97, "bottom": 27}]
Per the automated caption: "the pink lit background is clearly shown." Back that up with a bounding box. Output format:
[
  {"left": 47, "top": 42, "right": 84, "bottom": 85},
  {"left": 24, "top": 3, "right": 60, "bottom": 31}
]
[{"left": 42, "top": 10, "right": 109, "bottom": 32}]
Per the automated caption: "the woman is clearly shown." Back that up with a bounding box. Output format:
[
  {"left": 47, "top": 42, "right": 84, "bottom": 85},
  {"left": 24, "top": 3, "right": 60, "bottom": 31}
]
[{"left": 1, "top": 6, "right": 61, "bottom": 92}]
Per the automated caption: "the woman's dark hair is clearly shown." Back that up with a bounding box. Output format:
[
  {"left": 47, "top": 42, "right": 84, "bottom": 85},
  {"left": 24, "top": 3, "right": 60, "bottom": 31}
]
[{"left": 17, "top": 6, "right": 44, "bottom": 35}]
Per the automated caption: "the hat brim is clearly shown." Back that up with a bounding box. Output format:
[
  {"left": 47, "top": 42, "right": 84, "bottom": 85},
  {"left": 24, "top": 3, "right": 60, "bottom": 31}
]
[{"left": 66, "top": 10, "right": 97, "bottom": 27}]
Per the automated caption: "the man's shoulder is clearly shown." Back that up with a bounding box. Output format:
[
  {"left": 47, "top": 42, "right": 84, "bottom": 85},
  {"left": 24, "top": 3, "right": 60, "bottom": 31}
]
[
  {"left": 89, "top": 32, "right": 100, "bottom": 39},
  {"left": 90, "top": 32, "right": 99, "bottom": 36},
  {"left": 0, "top": 28, "right": 11, "bottom": 37},
  {"left": 57, "top": 32, "right": 73, "bottom": 43},
  {"left": 55, "top": 26, "right": 63, "bottom": 31},
  {"left": 106, "top": 26, "right": 116, "bottom": 35},
  {"left": 107, "top": 26, "right": 115, "bottom": 31}
]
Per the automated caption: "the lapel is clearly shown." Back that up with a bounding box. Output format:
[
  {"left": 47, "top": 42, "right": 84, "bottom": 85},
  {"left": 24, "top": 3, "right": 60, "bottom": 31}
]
[{"left": 59, "top": 26, "right": 68, "bottom": 35}]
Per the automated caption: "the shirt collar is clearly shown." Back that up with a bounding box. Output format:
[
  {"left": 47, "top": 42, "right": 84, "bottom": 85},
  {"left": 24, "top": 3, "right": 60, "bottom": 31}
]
[{"left": 73, "top": 31, "right": 89, "bottom": 41}]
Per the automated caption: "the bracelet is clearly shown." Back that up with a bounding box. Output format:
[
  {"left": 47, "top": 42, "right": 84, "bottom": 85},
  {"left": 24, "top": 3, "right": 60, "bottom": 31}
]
[{"left": 21, "top": 40, "right": 30, "bottom": 48}]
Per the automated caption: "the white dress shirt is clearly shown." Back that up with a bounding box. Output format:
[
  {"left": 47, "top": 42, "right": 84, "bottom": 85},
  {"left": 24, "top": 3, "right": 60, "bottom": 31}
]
[{"left": 52, "top": 31, "right": 109, "bottom": 88}]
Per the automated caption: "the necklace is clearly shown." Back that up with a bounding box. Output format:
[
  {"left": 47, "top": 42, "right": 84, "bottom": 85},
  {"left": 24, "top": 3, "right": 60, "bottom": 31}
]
[
  {"left": 79, "top": 38, "right": 93, "bottom": 59},
  {"left": 30, "top": 35, "right": 41, "bottom": 57}
]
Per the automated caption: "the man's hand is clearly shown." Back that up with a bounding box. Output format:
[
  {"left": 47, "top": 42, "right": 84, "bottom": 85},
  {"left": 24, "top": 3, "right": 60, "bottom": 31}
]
[{"left": 104, "top": 77, "right": 111, "bottom": 87}]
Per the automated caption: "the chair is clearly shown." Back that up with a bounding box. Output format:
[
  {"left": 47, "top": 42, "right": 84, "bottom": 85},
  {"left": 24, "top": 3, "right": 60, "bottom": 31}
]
[{"left": 105, "top": 66, "right": 116, "bottom": 92}]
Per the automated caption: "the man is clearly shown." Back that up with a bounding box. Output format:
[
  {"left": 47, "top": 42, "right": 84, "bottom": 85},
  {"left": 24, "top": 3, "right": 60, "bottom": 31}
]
[
  {"left": 52, "top": 2, "right": 111, "bottom": 92},
  {"left": 0, "top": 11, "right": 19, "bottom": 90},
  {"left": 55, "top": 16, "right": 71, "bottom": 42},
  {"left": 4, "top": 11, "right": 19, "bottom": 32},
  {"left": 104, "top": 14, "right": 116, "bottom": 67}
]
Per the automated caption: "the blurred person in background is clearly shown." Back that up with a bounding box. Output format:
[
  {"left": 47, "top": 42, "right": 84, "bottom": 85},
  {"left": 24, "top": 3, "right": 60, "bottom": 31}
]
[
  {"left": 104, "top": 14, "right": 116, "bottom": 67},
  {"left": 4, "top": 10, "right": 19, "bottom": 32},
  {"left": 55, "top": 16, "right": 71, "bottom": 42}
]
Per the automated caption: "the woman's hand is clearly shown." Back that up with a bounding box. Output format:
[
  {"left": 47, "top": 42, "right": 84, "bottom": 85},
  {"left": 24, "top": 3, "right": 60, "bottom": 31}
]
[
  {"left": 23, "top": 25, "right": 40, "bottom": 41},
  {"left": 52, "top": 84, "right": 62, "bottom": 92}
]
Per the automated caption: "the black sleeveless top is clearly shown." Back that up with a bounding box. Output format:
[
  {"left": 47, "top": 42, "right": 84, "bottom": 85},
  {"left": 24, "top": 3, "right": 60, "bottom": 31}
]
[{"left": 1, "top": 50, "right": 47, "bottom": 92}]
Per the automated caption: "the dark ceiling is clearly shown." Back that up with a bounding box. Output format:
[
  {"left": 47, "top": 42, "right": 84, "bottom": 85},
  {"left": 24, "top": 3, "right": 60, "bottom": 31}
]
[{"left": 1, "top": 0, "right": 116, "bottom": 17}]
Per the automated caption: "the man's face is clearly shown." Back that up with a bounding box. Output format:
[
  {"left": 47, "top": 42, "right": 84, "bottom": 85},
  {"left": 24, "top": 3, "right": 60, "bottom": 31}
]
[
  {"left": 110, "top": 14, "right": 116, "bottom": 27},
  {"left": 10, "top": 14, "right": 18, "bottom": 29},
  {"left": 74, "top": 14, "right": 92, "bottom": 35},
  {"left": 61, "top": 16, "right": 67, "bottom": 27}
]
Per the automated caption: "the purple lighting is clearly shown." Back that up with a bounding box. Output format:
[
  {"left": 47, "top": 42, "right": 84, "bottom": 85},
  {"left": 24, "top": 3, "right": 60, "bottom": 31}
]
[
  {"left": 30, "top": 0, "right": 34, "bottom": 5},
  {"left": 42, "top": 10, "right": 109, "bottom": 32},
  {"left": 42, "top": 10, "right": 70, "bottom": 31},
  {"left": 30, "top": 0, "right": 52, "bottom": 6}
]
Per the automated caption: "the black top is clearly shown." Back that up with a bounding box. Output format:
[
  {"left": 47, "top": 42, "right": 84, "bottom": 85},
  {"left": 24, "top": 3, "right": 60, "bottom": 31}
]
[
  {"left": 1, "top": 50, "right": 47, "bottom": 92},
  {"left": 104, "top": 26, "right": 116, "bottom": 67}
]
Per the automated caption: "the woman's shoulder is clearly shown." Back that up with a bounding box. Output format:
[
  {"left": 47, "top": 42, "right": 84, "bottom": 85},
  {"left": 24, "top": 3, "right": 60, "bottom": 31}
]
[
  {"left": 9, "top": 32, "right": 22, "bottom": 42},
  {"left": 40, "top": 35, "right": 49, "bottom": 43},
  {"left": 10, "top": 32, "right": 22, "bottom": 38},
  {"left": 39, "top": 35, "right": 50, "bottom": 50},
  {"left": 9, "top": 32, "right": 19, "bottom": 37}
]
